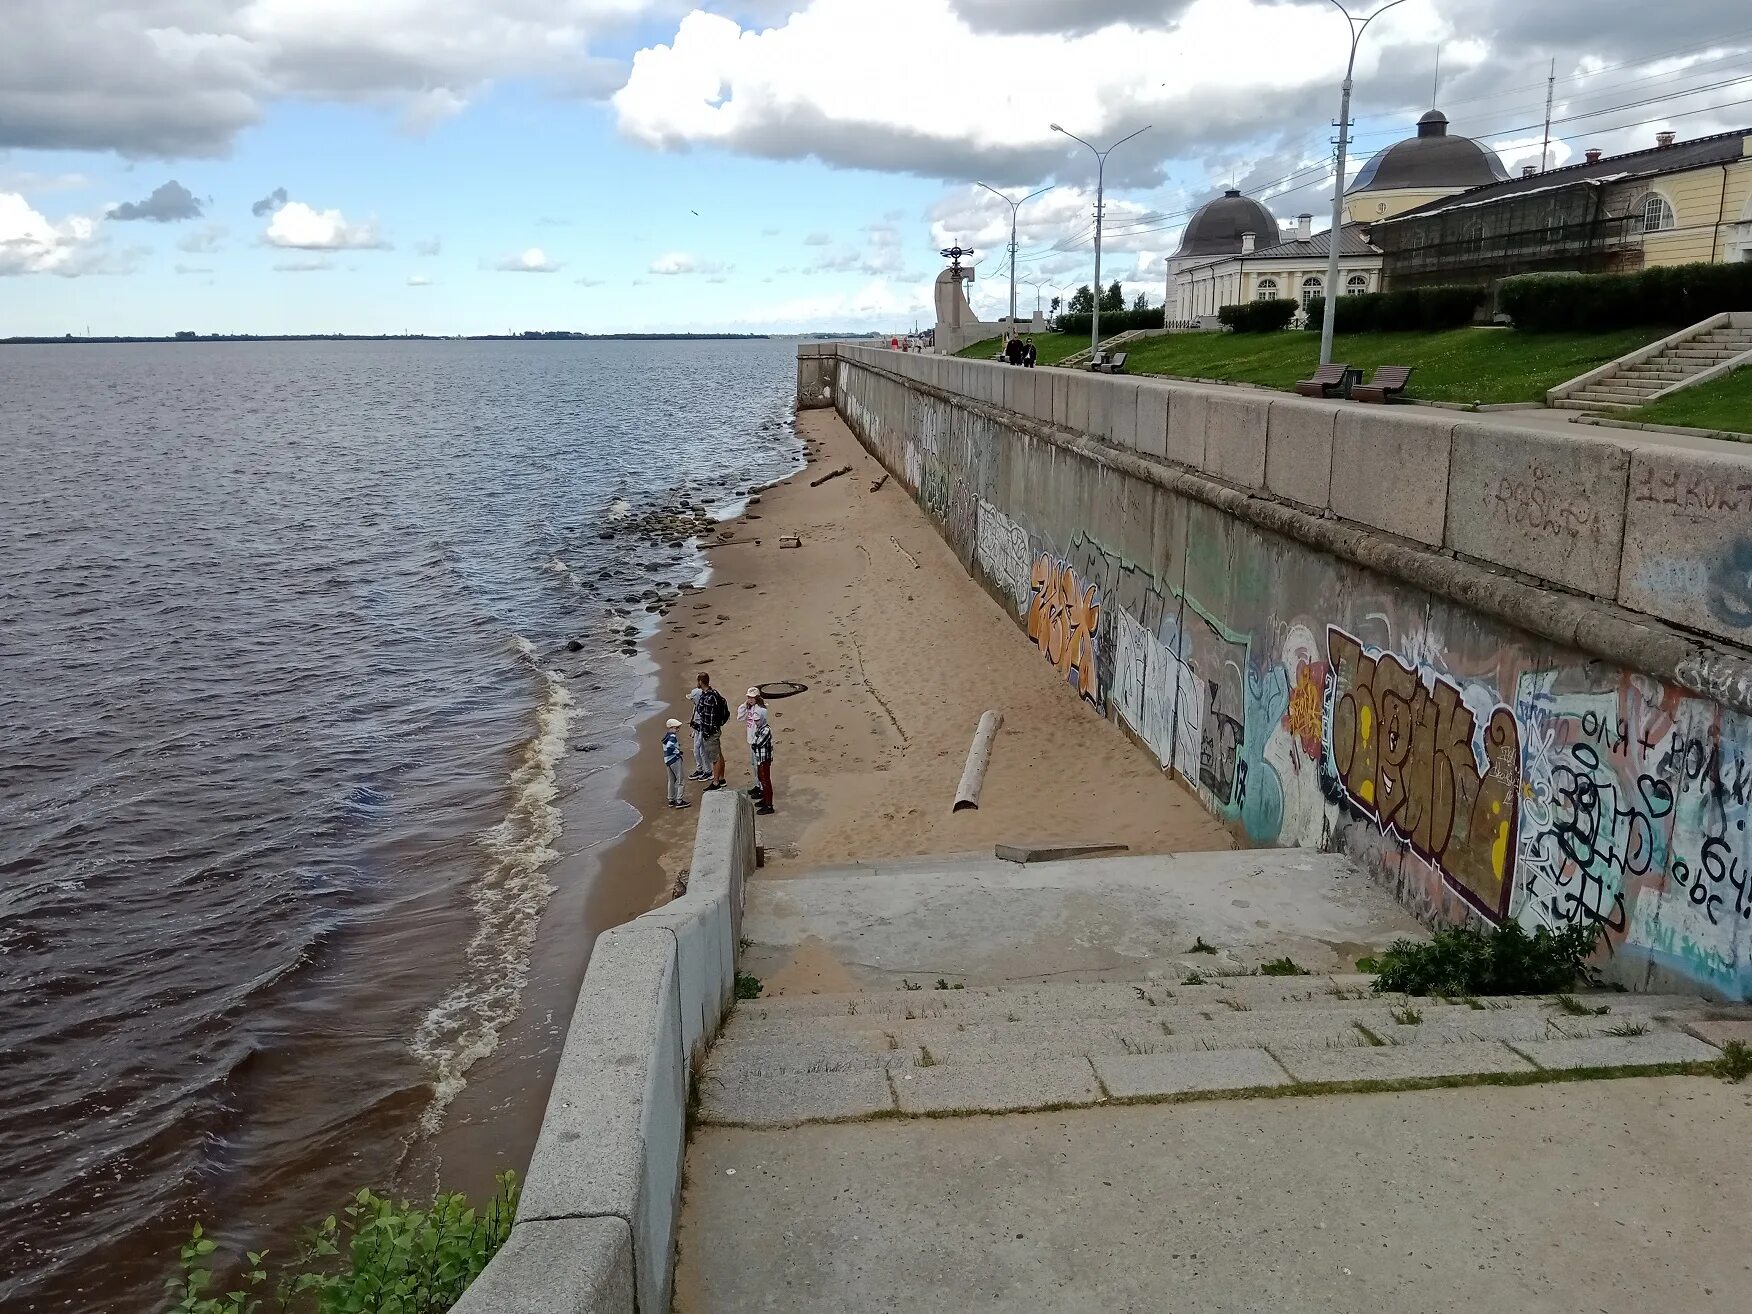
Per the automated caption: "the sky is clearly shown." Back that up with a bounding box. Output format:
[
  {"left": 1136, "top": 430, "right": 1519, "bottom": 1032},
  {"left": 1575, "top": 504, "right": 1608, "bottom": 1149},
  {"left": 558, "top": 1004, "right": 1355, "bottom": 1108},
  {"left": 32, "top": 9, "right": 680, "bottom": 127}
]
[{"left": 3, "top": 0, "right": 1750, "bottom": 336}]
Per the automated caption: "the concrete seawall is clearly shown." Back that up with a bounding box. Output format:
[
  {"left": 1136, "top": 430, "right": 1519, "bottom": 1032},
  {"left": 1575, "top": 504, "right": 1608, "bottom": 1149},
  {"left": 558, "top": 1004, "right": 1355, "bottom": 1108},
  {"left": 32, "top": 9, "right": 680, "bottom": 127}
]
[
  {"left": 801, "top": 343, "right": 1752, "bottom": 1002},
  {"left": 453, "top": 790, "right": 755, "bottom": 1314}
]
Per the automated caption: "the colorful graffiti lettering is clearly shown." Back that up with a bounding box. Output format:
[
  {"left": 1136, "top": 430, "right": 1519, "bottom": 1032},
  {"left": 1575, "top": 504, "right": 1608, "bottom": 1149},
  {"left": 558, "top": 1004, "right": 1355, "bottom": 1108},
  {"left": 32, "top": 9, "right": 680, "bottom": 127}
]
[
  {"left": 1028, "top": 555, "right": 1101, "bottom": 702},
  {"left": 1326, "top": 626, "right": 1522, "bottom": 921},
  {"left": 1286, "top": 660, "right": 1326, "bottom": 761}
]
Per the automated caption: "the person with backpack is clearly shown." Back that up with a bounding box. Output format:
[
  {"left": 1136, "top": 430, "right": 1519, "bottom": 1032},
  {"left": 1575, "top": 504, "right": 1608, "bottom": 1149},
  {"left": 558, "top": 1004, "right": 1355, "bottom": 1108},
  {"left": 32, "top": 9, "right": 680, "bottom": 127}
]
[{"left": 690, "top": 672, "right": 731, "bottom": 790}]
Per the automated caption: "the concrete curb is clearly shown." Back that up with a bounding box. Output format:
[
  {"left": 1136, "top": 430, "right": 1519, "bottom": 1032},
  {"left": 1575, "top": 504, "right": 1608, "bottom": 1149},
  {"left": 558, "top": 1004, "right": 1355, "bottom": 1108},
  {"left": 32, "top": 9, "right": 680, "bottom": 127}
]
[
  {"left": 1576, "top": 414, "right": 1752, "bottom": 444},
  {"left": 452, "top": 790, "right": 755, "bottom": 1314}
]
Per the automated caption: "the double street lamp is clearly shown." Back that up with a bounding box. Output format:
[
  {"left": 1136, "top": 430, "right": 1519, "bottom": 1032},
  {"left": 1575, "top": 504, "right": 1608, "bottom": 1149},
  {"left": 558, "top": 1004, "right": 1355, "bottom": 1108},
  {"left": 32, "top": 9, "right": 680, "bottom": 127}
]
[
  {"left": 1318, "top": 0, "right": 1409, "bottom": 366},
  {"left": 976, "top": 182, "right": 1051, "bottom": 331},
  {"left": 1050, "top": 123, "right": 1150, "bottom": 359}
]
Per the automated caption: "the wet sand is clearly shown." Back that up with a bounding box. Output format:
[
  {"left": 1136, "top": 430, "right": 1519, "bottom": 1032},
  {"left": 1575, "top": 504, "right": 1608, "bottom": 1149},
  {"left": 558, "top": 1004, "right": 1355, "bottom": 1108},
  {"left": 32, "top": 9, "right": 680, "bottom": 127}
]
[{"left": 610, "top": 406, "right": 1232, "bottom": 951}]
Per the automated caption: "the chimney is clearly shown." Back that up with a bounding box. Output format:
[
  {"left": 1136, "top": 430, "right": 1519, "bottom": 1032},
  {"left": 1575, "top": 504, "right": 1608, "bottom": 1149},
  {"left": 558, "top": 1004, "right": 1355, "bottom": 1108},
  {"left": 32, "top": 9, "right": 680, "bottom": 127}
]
[
  {"left": 1656, "top": 131, "right": 1676, "bottom": 148},
  {"left": 1585, "top": 148, "right": 1603, "bottom": 164},
  {"left": 1296, "top": 213, "right": 1312, "bottom": 242},
  {"left": 1521, "top": 164, "right": 1538, "bottom": 178},
  {"left": 1240, "top": 230, "right": 1255, "bottom": 254}
]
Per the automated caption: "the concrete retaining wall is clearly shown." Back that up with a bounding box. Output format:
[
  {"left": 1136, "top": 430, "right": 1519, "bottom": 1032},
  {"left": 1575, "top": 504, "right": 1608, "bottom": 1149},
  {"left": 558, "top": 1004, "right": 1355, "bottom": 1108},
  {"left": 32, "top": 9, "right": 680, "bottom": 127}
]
[
  {"left": 814, "top": 344, "right": 1752, "bottom": 1002},
  {"left": 453, "top": 790, "right": 756, "bottom": 1314}
]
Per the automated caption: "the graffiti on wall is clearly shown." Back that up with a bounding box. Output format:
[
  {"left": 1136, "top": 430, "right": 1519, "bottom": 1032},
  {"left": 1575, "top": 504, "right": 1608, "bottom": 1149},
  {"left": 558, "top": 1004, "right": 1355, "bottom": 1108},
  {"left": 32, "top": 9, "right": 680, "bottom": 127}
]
[
  {"left": 1326, "top": 626, "right": 1522, "bottom": 922},
  {"left": 1027, "top": 555, "right": 1102, "bottom": 703},
  {"left": 975, "top": 499, "right": 1032, "bottom": 612}
]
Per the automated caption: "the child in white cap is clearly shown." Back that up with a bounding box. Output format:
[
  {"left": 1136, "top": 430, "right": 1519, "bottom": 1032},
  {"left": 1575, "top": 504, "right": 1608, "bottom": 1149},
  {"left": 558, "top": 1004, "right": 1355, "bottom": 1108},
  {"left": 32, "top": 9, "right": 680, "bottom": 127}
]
[
  {"left": 662, "top": 718, "right": 689, "bottom": 808},
  {"left": 735, "top": 687, "right": 775, "bottom": 814}
]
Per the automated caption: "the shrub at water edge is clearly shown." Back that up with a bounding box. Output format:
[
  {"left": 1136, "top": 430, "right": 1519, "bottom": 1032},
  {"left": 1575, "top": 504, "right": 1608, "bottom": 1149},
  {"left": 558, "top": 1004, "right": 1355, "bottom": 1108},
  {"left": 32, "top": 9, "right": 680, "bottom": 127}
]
[{"left": 165, "top": 1171, "right": 517, "bottom": 1314}]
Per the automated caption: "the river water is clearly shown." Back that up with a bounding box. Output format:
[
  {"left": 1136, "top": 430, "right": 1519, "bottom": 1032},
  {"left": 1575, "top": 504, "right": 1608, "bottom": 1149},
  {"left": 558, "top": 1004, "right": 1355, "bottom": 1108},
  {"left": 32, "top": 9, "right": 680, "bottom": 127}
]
[{"left": 0, "top": 338, "right": 801, "bottom": 1311}]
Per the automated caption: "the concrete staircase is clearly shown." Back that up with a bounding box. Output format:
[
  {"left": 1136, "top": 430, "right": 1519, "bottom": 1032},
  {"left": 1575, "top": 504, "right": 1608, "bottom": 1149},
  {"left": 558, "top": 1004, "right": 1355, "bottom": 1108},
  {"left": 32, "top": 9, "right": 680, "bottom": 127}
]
[
  {"left": 697, "top": 975, "right": 1732, "bottom": 1126},
  {"left": 1552, "top": 315, "right": 1752, "bottom": 412},
  {"left": 1058, "top": 327, "right": 1157, "bottom": 370}
]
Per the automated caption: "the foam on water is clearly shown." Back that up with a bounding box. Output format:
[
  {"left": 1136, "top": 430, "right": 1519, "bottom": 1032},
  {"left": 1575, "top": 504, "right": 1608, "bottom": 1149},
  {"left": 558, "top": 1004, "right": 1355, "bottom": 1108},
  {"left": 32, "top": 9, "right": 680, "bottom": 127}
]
[{"left": 408, "top": 639, "right": 577, "bottom": 1135}]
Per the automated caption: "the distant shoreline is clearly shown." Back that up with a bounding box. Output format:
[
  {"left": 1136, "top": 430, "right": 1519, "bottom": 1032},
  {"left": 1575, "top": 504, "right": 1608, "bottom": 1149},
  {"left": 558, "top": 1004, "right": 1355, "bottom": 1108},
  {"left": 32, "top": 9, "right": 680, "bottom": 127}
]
[{"left": 0, "top": 332, "right": 796, "bottom": 345}]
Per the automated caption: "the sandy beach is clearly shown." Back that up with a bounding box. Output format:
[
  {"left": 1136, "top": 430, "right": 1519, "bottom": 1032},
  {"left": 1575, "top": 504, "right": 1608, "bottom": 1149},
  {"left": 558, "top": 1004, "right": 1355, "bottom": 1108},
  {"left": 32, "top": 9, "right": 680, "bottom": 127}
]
[{"left": 601, "top": 405, "right": 1231, "bottom": 987}]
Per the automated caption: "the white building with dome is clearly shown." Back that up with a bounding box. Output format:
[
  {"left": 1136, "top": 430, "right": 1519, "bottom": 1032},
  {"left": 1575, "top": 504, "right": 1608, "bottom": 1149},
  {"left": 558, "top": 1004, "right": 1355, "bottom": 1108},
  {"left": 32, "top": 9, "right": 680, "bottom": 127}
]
[{"left": 1164, "top": 110, "right": 1512, "bottom": 322}]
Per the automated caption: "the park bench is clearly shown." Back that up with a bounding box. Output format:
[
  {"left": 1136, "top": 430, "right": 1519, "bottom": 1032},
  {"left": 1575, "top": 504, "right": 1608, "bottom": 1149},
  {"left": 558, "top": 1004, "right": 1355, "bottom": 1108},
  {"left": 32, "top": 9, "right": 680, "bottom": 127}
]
[
  {"left": 1294, "top": 362, "right": 1352, "bottom": 398},
  {"left": 1090, "top": 352, "right": 1128, "bottom": 374},
  {"left": 1352, "top": 365, "right": 1414, "bottom": 404}
]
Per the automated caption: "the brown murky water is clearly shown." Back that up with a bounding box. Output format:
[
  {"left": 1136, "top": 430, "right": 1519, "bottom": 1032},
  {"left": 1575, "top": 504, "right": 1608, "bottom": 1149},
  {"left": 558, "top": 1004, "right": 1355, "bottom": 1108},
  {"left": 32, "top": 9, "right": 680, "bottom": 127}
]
[{"left": 0, "top": 338, "right": 800, "bottom": 1311}]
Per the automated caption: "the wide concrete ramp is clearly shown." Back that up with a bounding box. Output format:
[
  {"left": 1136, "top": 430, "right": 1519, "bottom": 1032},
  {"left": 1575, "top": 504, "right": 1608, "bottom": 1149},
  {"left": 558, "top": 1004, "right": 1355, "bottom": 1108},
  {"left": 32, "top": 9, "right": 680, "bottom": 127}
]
[
  {"left": 743, "top": 849, "right": 1425, "bottom": 989},
  {"left": 674, "top": 1078, "right": 1752, "bottom": 1314}
]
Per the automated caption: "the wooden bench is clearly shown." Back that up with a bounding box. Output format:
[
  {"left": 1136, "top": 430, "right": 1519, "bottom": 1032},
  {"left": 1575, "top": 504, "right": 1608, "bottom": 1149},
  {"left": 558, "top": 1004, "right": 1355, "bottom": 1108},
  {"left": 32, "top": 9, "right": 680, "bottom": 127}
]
[
  {"left": 1294, "top": 362, "right": 1352, "bottom": 398},
  {"left": 1352, "top": 365, "right": 1414, "bottom": 403},
  {"left": 1090, "top": 352, "right": 1128, "bottom": 374}
]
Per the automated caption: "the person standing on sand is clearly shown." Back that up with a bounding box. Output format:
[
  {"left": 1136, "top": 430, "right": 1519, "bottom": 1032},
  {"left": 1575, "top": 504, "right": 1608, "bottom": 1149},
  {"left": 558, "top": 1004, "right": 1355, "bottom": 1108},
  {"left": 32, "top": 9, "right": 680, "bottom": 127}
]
[
  {"left": 737, "top": 687, "right": 776, "bottom": 815},
  {"left": 691, "top": 672, "right": 730, "bottom": 789},
  {"left": 662, "top": 718, "right": 689, "bottom": 809}
]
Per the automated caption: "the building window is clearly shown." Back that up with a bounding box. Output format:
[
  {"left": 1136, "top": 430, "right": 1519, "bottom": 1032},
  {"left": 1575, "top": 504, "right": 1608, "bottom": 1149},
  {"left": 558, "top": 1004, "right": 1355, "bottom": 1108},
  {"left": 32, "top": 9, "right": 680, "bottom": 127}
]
[
  {"left": 1301, "top": 275, "right": 1323, "bottom": 307},
  {"left": 1346, "top": 273, "right": 1369, "bottom": 296},
  {"left": 1633, "top": 193, "right": 1675, "bottom": 233},
  {"left": 1256, "top": 278, "right": 1279, "bottom": 301}
]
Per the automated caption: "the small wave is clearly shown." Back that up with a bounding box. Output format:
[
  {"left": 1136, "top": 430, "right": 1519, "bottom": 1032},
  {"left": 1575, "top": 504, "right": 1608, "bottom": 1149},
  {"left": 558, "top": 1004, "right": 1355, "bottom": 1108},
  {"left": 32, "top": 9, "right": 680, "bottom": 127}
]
[
  {"left": 408, "top": 647, "right": 576, "bottom": 1136},
  {"left": 545, "top": 557, "right": 573, "bottom": 576},
  {"left": 606, "top": 498, "right": 632, "bottom": 520},
  {"left": 510, "top": 635, "right": 539, "bottom": 666}
]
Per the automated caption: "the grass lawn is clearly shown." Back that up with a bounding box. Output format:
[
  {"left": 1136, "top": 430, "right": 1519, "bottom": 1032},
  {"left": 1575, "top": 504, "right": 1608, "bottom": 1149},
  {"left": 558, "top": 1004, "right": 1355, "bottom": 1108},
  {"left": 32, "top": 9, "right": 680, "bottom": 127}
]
[
  {"left": 953, "top": 332, "right": 1091, "bottom": 366},
  {"left": 1629, "top": 369, "right": 1752, "bottom": 437},
  {"left": 1116, "top": 326, "right": 1663, "bottom": 406}
]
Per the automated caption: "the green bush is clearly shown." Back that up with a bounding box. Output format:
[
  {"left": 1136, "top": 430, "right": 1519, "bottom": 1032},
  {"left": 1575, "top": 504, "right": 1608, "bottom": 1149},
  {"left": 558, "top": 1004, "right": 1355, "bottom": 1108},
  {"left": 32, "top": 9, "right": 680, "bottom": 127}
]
[
  {"left": 1217, "top": 299, "right": 1298, "bottom": 333},
  {"left": 1365, "top": 922, "right": 1599, "bottom": 997},
  {"left": 166, "top": 1172, "right": 517, "bottom": 1314},
  {"left": 1052, "top": 307, "right": 1165, "bottom": 338},
  {"left": 1500, "top": 260, "right": 1752, "bottom": 332},
  {"left": 1305, "top": 284, "right": 1483, "bottom": 333}
]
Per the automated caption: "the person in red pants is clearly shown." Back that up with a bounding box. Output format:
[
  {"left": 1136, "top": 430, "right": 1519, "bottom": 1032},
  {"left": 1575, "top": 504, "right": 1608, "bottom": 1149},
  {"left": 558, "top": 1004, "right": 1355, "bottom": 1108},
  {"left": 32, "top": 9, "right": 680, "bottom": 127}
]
[{"left": 736, "top": 686, "right": 775, "bottom": 815}]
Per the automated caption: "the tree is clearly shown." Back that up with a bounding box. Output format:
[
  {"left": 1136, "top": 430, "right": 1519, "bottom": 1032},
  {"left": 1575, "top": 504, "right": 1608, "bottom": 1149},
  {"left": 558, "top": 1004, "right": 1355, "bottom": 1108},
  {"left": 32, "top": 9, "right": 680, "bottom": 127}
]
[
  {"left": 1067, "top": 284, "right": 1095, "bottom": 315},
  {"left": 1049, "top": 295, "right": 1062, "bottom": 316},
  {"left": 1131, "top": 292, "right": 1150, "bottom": 312},
  {"left": 1099, "top": 280, "right": 1124, "bottom": 312}
]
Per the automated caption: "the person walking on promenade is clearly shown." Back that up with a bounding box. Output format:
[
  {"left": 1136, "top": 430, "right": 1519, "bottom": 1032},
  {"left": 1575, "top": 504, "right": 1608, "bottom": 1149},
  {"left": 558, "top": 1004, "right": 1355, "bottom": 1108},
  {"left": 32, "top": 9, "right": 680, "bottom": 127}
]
[
  {"left": 691, "top": 672, "right": 730, "bottom": 789},
  {"left": 737, "top": 686, "right": 776, "bottom": 815},
  {"left": 662, "top": 718, "right": 689, "bottom": 809},
  {"left": 1023, "top": 338, "right": 1037, "bottom": 368}
]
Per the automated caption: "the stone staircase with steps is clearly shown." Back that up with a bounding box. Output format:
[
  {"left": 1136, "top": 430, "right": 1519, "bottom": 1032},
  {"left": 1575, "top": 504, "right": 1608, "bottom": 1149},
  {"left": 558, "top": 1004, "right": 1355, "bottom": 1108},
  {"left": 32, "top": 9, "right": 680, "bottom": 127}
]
[
  {"left": 697, "top": 974, "right": 1744, "bottom": 1126},
  {"left": 1057, "top": 327, "right": 1159, "bottom": 370},
  {"left": 1552, "top": 314, "right": 1752, "bottom": 412}
]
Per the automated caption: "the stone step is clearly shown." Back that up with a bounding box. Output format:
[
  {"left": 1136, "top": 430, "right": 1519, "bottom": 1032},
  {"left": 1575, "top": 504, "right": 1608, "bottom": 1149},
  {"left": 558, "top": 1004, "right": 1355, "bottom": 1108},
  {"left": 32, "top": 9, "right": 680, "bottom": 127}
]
[
  {"left": 1560, "top": 397, "right": 1641, "bottom": 410},
  {"left": 693, "top": 1025, "right": 1726, "bottom": 1126}
]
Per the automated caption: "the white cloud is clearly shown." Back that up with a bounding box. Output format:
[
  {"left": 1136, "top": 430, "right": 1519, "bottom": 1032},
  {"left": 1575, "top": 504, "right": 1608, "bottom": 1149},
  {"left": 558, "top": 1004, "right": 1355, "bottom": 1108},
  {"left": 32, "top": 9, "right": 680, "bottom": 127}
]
[
  {"left": 173, "top": 262, "right": 212, "bottom": 275},
  {"left": 413, "top": 237, "right": 443, "bottom": 256},
  {"left": 273, "top": 257, "right": 335, "bottom": 272},
  {"left": 264, "top": 200, "right": 387, "bottom": 250},
  {"left": 177, "top": 224, "right": 226, "bottom": 253},
  {"left": 575, "top": 275, "right": 607, "bottom": 286},
  {"left": 408, "top": 273, "right": 433, "bottom": 286},
  {"left": 649, "top": 250, "right": 730, "bottom": 276},
  {"left": 4, "top": 0, "right": 661, "bottom": 157},
  {"left": 804, "top": 231, "right": 832, "bottom": 245},
  {"left": 494, "top": 246, "right": 561, "bottom": 272},
  {"left": 0, "top": 191, "right": 128, "bottom": 276}
]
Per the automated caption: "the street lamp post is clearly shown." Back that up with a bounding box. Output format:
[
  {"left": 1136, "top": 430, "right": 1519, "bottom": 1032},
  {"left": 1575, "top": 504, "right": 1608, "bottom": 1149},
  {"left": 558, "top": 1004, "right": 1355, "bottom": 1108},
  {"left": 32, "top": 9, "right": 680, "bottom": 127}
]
[
  {"left": 1318, "top": 0, "right": 1409, "bottom": 366},
  {"left": 976, "top": 182, "right": 1051, "bottom": 332},
  {"left": 1051, "top": 122, "right": 1150, "bottom": 360}
]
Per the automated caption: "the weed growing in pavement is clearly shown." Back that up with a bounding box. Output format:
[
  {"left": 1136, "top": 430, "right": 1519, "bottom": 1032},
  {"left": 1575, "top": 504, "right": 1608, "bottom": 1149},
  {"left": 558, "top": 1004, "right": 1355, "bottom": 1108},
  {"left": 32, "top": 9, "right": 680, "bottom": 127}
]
[
  {"left": 1553, "top": 994, "right": 1610, "bottom": 1017},
  {"left": 1392, "top": 1007, "right": 1423, "bottom": 1026},
  {"left": 1259, "top": 957, "right": 1310, "bottom": 977},
  {"left": 1370, "top": 923, "right": 1599, "bottom": 997},
  {"left": 734, "top": 973, "right": 763, "bottom": 1000},
  {"left": 1719, "top": 1041, "right": 1752, "bottom": 1082},
  {"left": 1189, "top": 937, "right": 1218, "bottom": 955},
  {"left": 1604, "top": 1021, "right": 1649, "bottom": 1037},
  {"left": 1183, "top": 971, "right": 1207, "bottom": 986},
  {"left": 900, "top": 979, "right": 922, "bottom": 992}
]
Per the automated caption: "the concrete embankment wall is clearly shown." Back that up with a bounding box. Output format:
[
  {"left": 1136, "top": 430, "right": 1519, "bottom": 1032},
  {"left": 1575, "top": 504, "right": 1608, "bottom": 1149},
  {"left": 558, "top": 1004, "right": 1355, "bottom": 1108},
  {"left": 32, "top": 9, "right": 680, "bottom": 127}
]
[
  {"left": 799, "top": 342, "right": 1752, "bottom": 1002},
  {"left": 453, "top": 790, "right": 755, "bottom": 1314}
]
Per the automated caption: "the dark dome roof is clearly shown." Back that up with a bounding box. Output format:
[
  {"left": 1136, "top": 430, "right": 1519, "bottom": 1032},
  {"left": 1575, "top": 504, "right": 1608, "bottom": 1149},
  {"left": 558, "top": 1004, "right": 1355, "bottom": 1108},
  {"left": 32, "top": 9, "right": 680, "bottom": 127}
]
[
  {"left": 1174, "top": 189, "right": 1278, "bottom": 257},
  {"left": 1348, "top": 109, "right": 1509, "bottom": 195}
]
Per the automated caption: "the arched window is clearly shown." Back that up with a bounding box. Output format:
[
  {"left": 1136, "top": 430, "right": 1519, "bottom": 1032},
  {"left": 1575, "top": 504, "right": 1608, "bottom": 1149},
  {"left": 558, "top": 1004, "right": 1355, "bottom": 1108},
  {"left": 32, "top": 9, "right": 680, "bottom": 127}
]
[
  {"left": 1634, "top": 193, "right": 1675, "bottom": 233},
  {"left": 1346, "top": 273, "right": 1369, "bottom": 296},
  {"left": 1301, "top": 275, "right": 1323, "bottom": 307},
  {"left": 1255, "top": 277, "right": 1279, "bottom": 301}
]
